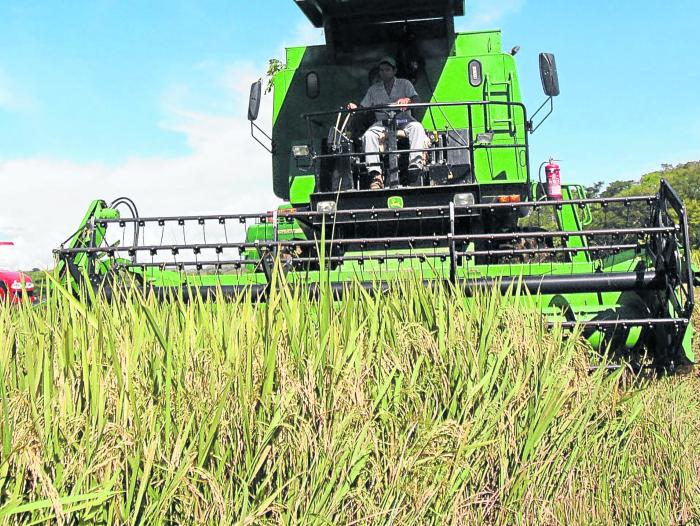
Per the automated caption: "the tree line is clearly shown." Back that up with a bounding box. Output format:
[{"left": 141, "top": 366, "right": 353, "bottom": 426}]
[{"left": 585, "top": 161, "right": 700, "bottom": 247}]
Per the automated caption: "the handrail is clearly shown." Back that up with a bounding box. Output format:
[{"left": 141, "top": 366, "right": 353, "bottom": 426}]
[{"left": 302, "top": 100, "right": 528, "bottom": 119}]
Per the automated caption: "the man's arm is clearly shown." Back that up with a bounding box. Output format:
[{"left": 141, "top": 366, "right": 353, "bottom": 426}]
[
  {"left": 348, "top": 86, "right": 374, "bottom": 110},
  {"left": 396, "top": 79, "right": 419, "bottom": 108}
]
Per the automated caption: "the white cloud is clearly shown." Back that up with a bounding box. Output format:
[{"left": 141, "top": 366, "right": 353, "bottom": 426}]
[
  {"left": 0, "top": 65, "right": 280, "bottom": 270},
  {"left": 457, "top": 0, "right": 525, "bottom": 30}
]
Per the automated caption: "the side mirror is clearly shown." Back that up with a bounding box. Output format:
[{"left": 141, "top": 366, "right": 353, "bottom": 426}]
[
  {"left": 248, "top": 80, "right": 262, "bottom": 121},
  {"left": 248, "top": 79, "right": 273, "bottom": 153},
  {"left": 539, "top": 53, "right": 560, "bottom": 97}
]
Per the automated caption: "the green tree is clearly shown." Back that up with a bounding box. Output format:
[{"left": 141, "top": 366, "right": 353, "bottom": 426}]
[
  {"left": 265, "top": 58, "right": 285, "bottom": 94},
  {"left": 600, "top": 179, "right": 634, "bottom": 198},
  {"left": 595, "top": 161, "right": 700, "bottom": 246}
]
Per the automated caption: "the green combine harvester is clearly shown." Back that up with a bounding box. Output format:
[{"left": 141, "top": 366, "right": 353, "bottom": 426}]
[{"left": 56, "top": 0, "right": 696, "bottom": 368}]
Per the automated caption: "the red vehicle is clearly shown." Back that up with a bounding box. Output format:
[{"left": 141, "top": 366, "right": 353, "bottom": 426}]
[{"left": 0, "top": 242, "right": 38, "bottom": 304}]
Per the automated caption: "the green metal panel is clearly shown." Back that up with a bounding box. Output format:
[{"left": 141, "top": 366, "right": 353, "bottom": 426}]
[
  {"left": 558, "top": 185, "right": 590, "bottom": 264},
  {"left": 55, "top": 200, "right": 116, "bottom": 294},
  {"left": 289, "top": 175, "right": 316, "bottom": 204},
  {"left": 682, "top": 324, "right": 695, "bottom": 362},
  {"left": 421, "top": 33, "right": 527, "bottom": 186},
  {"left": 454, "top": 30, "right": 502, "bottom": 55},
  {"left": 286, "top": 46, "right": 306, "bottom": 69},
  {"left": 272, "top": 46, "right": 308, "bottom": 127}
]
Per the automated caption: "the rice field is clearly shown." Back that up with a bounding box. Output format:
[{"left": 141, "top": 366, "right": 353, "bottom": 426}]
[{"left": 1, "top": 275, "right": 699, "bottom": 525}]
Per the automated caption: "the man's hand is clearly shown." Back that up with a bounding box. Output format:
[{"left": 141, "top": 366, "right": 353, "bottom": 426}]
[
  {"left": 396, "top": 97, "right": 412, "bottom": 110},
  {"left": 346, "top": 102, "right": 358, "bottom": 110}
]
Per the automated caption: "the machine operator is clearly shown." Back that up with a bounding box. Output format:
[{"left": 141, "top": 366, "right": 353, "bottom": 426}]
[{"left": 347, "top": 56, "right": 429, "bottom": 190}]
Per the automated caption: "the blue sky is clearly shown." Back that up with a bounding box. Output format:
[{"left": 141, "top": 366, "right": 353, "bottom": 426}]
[
  {"left": 0, "top": 1, "right": 312, "bottom": 161},
  {"left": 1, "top": 0, "right": 699, "bottom": 267}
]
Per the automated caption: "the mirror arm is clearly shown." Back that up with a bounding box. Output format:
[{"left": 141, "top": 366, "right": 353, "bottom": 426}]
[
  {"left": 250, "top": 122, "right": 274, "bottom": 154},
  {"left": 527, "top": 96, "right": 554, "bottom": 134}
]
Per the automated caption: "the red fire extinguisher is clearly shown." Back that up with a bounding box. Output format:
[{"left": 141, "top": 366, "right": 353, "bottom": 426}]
[{"left": 545, "top": 159, "right": 562, "bottom": 200}]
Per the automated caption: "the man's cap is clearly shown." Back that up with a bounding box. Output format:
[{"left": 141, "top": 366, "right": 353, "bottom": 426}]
[{"left": 378, "top": 56, "right": 397, "bottom": 69}]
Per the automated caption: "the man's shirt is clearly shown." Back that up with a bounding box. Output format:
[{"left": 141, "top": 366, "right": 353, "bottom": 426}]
[{"left": 360, "top": 78, "right": 418, "bottom": 122}]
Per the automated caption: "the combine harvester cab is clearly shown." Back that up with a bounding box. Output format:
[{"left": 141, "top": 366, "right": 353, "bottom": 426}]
[{"left": 55, "top": 0, "right": 696, "bottom": 369}]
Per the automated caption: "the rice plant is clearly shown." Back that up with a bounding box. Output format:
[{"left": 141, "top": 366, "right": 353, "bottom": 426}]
[{"left": 0, "top": 274, "right": 698, "bottom": 525}]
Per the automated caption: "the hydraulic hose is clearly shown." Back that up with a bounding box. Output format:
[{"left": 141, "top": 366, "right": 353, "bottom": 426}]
[{"left": 110, "top": 197, "right": 140, "bottom": 263}]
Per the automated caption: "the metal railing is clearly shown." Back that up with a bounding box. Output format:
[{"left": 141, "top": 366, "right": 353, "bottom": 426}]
[{"left": 301, "top": 100, "right": 530, "bottom": 175}]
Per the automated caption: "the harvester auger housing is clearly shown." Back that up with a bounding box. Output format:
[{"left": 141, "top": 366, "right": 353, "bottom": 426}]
[{"left": 55, "top": 0, "right": 696, "bottom": 368}]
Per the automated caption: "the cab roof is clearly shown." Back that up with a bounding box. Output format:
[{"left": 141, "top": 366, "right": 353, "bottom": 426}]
[{"left": 295, "top": 0, "right": 465, "bottom": 28}]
